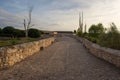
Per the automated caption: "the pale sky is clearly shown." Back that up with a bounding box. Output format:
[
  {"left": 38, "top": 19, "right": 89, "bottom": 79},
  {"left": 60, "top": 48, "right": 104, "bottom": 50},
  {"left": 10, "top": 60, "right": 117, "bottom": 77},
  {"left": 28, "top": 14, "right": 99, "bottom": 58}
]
[{"left": 0, "top": 0, "right": 120, "bottom": 31}]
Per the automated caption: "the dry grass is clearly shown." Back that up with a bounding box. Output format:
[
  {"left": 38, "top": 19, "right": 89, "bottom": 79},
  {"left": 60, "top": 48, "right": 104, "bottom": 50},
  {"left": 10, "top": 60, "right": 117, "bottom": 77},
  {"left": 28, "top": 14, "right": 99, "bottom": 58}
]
[{"left": 0, "top": 38, "right": 38, "bottom": 47}]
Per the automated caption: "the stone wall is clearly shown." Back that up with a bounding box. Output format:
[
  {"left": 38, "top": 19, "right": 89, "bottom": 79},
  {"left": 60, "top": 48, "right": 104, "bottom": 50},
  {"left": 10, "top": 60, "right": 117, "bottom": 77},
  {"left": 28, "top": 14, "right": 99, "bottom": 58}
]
[
  {"left": 0, "top": 37, "right": 55, "bottom": 69},
  {"left": 77, "top": 37, "right": 120, "bottom": 67},
  {"left": 69, "top": 35, "right": 120, "bottom": 67}
]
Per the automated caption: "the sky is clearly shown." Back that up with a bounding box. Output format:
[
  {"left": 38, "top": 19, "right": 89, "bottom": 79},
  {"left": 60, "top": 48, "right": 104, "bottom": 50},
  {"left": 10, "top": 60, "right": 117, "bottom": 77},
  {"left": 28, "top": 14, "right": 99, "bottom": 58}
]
[{"left": 0, "top": 0, "right": 120, "bottom": 31}]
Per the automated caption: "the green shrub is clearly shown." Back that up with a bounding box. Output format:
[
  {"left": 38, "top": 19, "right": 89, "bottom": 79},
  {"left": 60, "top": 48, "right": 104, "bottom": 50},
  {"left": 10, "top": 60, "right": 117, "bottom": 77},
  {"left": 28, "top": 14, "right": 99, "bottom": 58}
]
[
  {"left": 28, "top": 28, "right": 41, "bottom": 38},
  {"left": 10, "top": 38, "right": 18, "bottom": 45},
  {"left": 82, "top": 32, "right": 88, "bottom": 38},
  {"left": 0, "top": 28, "right": 2, "bottom": 34},
  {"left": 0, "top": 34, "right": 13, "bottom": 37},
  {"left": 98, "top": 23, "right": 120, "bottom": 50},
  {"left": 89, "top": 23, "right": 105, "bottom": 38},
  {"left": 2, "top": 26, "right": 15, "bottom": 36},
  {"left": 77, "top": 31, "right": 83, "bottom": 37},
  {"left": 85, "top": 36, "right": 98, "bottom": 43},
  {"left": 13, "top": 29, "right": 25, "bottom": 37},
  {"left": 2, "top": 26, "right": 25, "bottom": 37}
]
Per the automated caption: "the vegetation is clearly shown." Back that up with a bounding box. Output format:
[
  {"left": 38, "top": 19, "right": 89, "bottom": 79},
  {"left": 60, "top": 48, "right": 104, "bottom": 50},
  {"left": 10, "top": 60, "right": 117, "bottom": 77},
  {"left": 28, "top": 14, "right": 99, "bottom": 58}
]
[
  {"left": 98, "top": 23, "right": 120, "bottom": 50},
  {"left": 84, "top": 23, "right": 105, "bottom": 43},
  {"left": 2, "top": 26, "right": 15, "bottom": 37},
  {"left": 76, "top": 22, "right": 120, "bottom": 50},
  {"left": 77, "top": 30, "right": 83, "bottom": 37},
  {"left": 76, "top": 12, "right": 84, "bottom": 37},
  {"left": 0, "top": 26, "right": 43, "bottom": 38},
  {"left": 1, "top": 26, "right": 25, "bottom": 37},
  {"left": 0, "top": 28, "right": 2, "bottom": 34},
  {"left": 0, "top": 26, "right": 45, "bottom": 47},
  {"left": 0, "top": 38, "right": 37, "bottom": 47},
  {"left": 23, "top": 6, "right": 34, "bottom": 38},
  {"left": 88, "top": 23, "right": 105, "bottom": 38},
  {"left": 28, "top": 28, "right": 41, "bottom": 38}
]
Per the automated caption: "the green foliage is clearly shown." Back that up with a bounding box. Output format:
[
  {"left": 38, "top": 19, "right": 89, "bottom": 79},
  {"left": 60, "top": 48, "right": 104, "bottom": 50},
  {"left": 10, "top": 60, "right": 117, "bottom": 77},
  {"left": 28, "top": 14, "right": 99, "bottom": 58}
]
[
  {"left": 0, "top": 28, "right": 2, "bottom": 33},
  {"left": 86, "top": 23, "right": 105, "bottom": 43},
  {"left": 109, "top": 23, "right": 118, "bottom": 33},
  {"left": 10, "top": 38, "right": 17, "bottom": 45},
  {"left": 2, "top": 26, "right": 14, "bottom": 34},
  {"left": 28, "top": 28, "right": 41, "bottom": 38},
  {"left": 2, "top": 26, "right": 15, "bottom": 37},
  {"left": 85, "top": 36, "right": 98, "bottom": 43},
  {"left": 98, "top": 23, "right": 120, "bottom": 50},
  {"left": 89, "top": 23, "right": 105, "bottom": 38},
  {"left": 2, "top": 26, "right": 25, "bottom": 37},
  {"left": 79, "top": 22, "right": 120, "bottom": 50},
  {"left": 0, "top": 38, "right": 38, "bottom": 47},
  {"left": 77, "top": 31, "right": 83, "bottom": 37},
  {"left": 82, "top": 32, "right": 88, "bottom": 37},
  {"left": 13, "top": 29, "right": 25, "bottom": 37}
]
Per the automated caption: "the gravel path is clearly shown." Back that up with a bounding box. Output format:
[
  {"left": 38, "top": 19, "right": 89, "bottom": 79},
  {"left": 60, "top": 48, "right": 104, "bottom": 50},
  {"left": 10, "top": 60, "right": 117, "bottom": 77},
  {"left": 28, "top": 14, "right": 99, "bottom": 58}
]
[{"left": 0, "top": 36, "right": 120, "bottom": 80}]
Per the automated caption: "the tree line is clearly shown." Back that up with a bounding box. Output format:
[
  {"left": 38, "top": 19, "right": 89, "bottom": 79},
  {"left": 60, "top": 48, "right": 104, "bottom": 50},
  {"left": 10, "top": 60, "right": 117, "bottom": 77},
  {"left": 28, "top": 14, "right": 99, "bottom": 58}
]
[
  {"left": 0, "top": 26, "right": 44, "bottom": 38},
  {"left": 76, "top": 23, "right": 120, "bottom": 50}
]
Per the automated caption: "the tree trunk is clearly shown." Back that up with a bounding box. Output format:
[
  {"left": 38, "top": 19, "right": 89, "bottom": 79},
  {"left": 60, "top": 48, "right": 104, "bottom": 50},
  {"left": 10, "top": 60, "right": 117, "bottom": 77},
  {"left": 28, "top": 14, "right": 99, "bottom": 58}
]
[{"left": 25, "top": 29, "right": 28, "bottom": 38}]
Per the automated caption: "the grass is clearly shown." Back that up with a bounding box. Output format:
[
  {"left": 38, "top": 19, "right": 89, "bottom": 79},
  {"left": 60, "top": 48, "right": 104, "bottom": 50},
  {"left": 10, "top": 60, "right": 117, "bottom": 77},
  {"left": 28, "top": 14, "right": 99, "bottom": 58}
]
[{"left": 0, "top": 38, "right": 39, "bottom": 47}]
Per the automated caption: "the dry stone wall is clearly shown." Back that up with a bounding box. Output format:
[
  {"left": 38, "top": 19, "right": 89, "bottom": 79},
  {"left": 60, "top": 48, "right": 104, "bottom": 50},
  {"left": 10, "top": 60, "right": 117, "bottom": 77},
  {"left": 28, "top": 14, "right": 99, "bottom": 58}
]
[
  {"left": 69, "top": 35, "right": 120, "bottom": 67},
  {"left": 0, "top": 37, "right": 55, "bottom": 69},
  {"left": 82, "top": 39, "right": 120, "bottom": 67}
]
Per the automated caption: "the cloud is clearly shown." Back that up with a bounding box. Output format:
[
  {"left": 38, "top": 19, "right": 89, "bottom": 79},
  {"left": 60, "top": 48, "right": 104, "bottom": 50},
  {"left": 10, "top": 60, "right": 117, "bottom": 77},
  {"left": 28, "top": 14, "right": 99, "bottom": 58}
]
[
  {"left": 0, "top": 0, "right": 120, "bottom": 31},
  {"left": 0, "top": 8, "right": 22, "bottom": 28}
]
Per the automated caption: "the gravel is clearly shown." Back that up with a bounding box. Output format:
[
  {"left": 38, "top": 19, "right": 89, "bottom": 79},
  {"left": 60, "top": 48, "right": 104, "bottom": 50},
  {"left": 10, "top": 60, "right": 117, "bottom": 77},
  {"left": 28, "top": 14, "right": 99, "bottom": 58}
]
[{"left": 0, "top": 36, "right": 120, "bottom": 80}]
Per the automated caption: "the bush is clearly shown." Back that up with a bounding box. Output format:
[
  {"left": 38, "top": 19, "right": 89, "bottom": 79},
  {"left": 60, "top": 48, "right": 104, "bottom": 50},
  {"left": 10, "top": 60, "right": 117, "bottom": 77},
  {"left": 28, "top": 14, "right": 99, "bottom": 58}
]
[
  {"left": 98, "top": 23, "right": 120, "bottom": 50},
  {"left": 0, "top": 28, "right": 2, "bottom": 33},
  {"left": 0, "top": 34, "right": 13, "bottom": 37},
  {"left": 82, "top": 32, "right": 88, "bottom": 37},
  {"left": 77, "top": 31, "right": 83, "bottom": 37},
  {"left": 85, "top": 36, "right": 98, "bottom": 43},
  {"left": 10, "top": 38, "right": 18, "bottom": 45},
  {"left": 13, "top": 29, "right": 25, "bottom": 37},
  {"left": 1, "top": 26, "right": 25, "bottom": 37},
  {"left": 28, "top": 28, "right": 41, "bottom": 38},
  {"left": 86, "top": 23, "right": 105, "bottom": 43},
  {"left": 2, "top": 26, "right": 15, "bottom": 36},
  {"left": 89, "top": 23, "right": 105, "bottom": 38}
]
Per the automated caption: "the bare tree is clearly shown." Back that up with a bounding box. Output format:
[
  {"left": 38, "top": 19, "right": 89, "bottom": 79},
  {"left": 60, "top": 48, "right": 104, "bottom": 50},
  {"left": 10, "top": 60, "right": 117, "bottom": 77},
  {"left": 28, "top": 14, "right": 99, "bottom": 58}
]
[
  {"left": 24, "top": 6, "right": 34, "bottom": 38},
  {"left": 79, "top": 12, "right": 83, "bottom": 33},
  {"left": 84, "top": 24, "right": 87, "bottom": 33}
]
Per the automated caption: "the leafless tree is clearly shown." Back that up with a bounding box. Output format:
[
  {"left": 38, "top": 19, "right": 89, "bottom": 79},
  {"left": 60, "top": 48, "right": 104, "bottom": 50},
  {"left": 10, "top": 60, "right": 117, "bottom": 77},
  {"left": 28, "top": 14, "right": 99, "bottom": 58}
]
[
  {"left": 84, "top": 24, "right": 87, "bottom": 33},
  {"left": 79, "top": 12, "right": 83, "bottom": 33},
  {"left": 24, "top": 6, "right": 34, "bottom": 38}
]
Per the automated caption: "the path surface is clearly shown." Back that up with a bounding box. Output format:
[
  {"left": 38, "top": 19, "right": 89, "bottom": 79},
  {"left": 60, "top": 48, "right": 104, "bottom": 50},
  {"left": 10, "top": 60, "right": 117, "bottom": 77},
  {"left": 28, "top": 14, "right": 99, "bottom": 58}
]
[{"left": 0, "top": 36, "right": 120, "bottom": 80}]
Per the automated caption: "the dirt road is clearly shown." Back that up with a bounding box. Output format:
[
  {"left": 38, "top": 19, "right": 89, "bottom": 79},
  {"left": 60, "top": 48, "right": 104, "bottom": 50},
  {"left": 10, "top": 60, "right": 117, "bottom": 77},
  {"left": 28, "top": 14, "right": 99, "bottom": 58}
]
[{"left": 0, "top": 36, "right": 120, "bottom": 80}]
